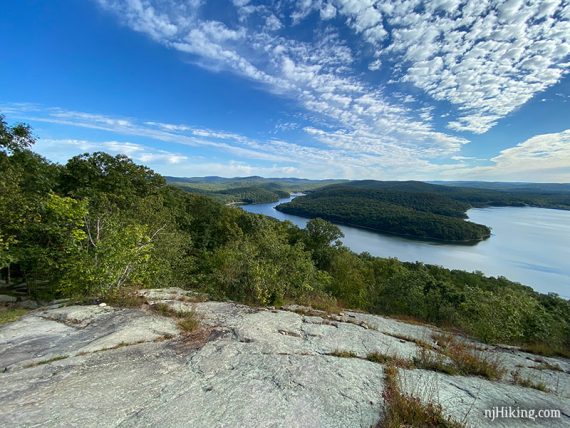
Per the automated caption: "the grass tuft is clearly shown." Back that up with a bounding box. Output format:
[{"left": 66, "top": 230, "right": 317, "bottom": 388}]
[
  {"left": 511, "top": 370, "right": 550, "bottom": 392},
  {"left": 329, "top": 350, "right": 358, "bottom": 358},
  {"left": 379, "top": 364, "right": 464, "bottom": 428},
  {"left": 299, "top": 293, "right": 341, "bottom": 314},
  {"left": 413, "top": 347, "right": 458, "bottom": 376},
  {"left": 367, "top": 352, "right": 415, "bottom": 369},
  {"left": 151, "top": 303, "right": 199, "bottom": 333},
  {"left": 0, "top": 307, "right": 28, "bottom": 325},
  {"left": 519, "top": 342, "right": 570, "bottom": 359},
  {"left": 177, "top": 311, "right": 199, "bottom": 332},
  {"left": 104, "top": 288, "right": 146, "bottom": 308},
  {"left": 432, "top": 333, "right": 504, "bottom": 380}
]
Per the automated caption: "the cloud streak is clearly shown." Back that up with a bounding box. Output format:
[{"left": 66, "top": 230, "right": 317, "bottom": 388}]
[
  {"left": 456, "top": 129, "right": 570, "bottom": 181},
  {"left": 96, "top": 0, "right": 473, "bottom": 160},
  {"left": 4, "top": 103, "right": 569, "bottom": 181},
  {"left": 97, "top": 0, "right": 569, "bottom": 140}
]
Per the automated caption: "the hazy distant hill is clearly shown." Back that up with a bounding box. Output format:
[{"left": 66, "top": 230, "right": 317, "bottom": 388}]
[
  {"left": 165, "top": 176, "right": 347, "bottom": 204},
  {"left": 430, "top": 181, "right": 570, "bottom": 193}
]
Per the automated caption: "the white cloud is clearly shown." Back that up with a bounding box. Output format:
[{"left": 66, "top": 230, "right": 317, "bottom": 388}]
[
  {"left": 438, "top": 129, "right": 570, "bottom": 181},
  {"left": 2, "top": 103, "right": 466, "bottom": 179},
  {"left": 370, "top": 0, "right": 568, "bottom": 133},
  {"left": 6, "top": 104, "right": 569, "bottom": 181},
  {"left": 320, "top": 2, "right": 337, "bottom": 20},
  {"left": 484, "top": 129, "right": 570, "bottom": 180},
  {"left": 34, "top": 137, "right": 303, "bottom": 178},
  {"left": 286, "top": 0, "right": 569, "bottom": 133},
  {"left": 95, "top": 0, "right": 470, "bottom": 162},
  {"left": 35, "top": 138, "right": 188, "bottom": 166},
  {"left": 91, "top": 0, "right": 569, "bottom": 144}
]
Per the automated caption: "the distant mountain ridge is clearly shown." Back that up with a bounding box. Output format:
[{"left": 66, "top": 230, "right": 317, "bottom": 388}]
[
  {"left": 430, "top": 181, "right": 570, "bottom": 193},
  {"left": 165, "top": 176, "right": 347, "bottom": 204}
]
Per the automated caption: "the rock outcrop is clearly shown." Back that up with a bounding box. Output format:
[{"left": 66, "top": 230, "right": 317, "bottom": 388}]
[{"left": 1, "top": 288, "right": 569, "bottom": 427}]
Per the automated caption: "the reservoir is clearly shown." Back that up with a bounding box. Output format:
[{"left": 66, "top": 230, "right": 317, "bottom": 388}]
[{"left": 241, "top": 195, "right": 570, "bottom": 297}]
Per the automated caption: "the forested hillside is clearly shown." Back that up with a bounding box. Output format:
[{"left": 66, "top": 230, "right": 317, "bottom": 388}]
[
  {"left": 1, "top": 116, "right": 569, "bottom": 356},
  {"left": 277, "top": 183, "right": 492, "bottom": 242},
  {"left": 166, "top": 176, "right": 345, "bottom": 204},
  {"left": 277, "top": 181, "right": 570, "bottom": 242}
]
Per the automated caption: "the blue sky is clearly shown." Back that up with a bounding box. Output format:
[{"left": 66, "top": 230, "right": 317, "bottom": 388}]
[{"left": 1, "top": 0, "right": 569, "bottom": 181}]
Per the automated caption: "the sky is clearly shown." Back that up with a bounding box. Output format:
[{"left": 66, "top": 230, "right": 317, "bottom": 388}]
[{"left": 1, "top": 0, "right": 569, "bottom": 181}]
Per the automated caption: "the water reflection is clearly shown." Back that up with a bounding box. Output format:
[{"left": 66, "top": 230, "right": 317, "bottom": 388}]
[{"left": 241, "top": 196, "right": 570, "bottom": 297}]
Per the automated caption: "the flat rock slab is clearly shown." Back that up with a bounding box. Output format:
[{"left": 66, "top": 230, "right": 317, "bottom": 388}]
[
  {"left": 0, "top": 305, "right": 179, "bottom": 370},
  {"left": 1, "top": 288, "right": 569, "bottom": 427}
]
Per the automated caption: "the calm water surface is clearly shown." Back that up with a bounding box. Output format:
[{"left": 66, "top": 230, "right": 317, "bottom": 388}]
[{"left": 242, "top": 195, "right": 570, "bottom": 297}]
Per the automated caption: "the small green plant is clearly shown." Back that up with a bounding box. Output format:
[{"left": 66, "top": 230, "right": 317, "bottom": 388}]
[
  {"left": 0, "top": 307, "right": 28, "bottom": 325},
  {"left": 379, "top": 364, "right": 464, "bottom": 428}
]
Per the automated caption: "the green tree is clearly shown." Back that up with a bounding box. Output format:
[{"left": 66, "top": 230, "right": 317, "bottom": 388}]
[
  {"left": 0, "top": 115, "right": 35, "bottom": 153},
  {"left": 60, "top": 152, "right": 165, "bottom": 210},
  {"left": 304, "top": 218, "right": 343, "bottom": 249}
]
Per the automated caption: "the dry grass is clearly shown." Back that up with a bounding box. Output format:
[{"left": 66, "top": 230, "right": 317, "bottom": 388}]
[
  {"left": 178, "top": 293, "right": 209, "bottom": 303},
  {"left": 177, "top": 311, "right": 199, "bottom": 332},
  {"left": 519, "top": 343, "right": 570, "bottom": 359},
  {"left": 432, "top": 333, "right": 504, "bottom": 380},
  {"left": 104, "top": 288, "right": 146, "bottom": 308},
  {"left": 151, "top": 303, "right": 199, "bottom": 333},
  {"left": 367, "top": 352, "right": 415, "bottom": 369},
  {"left": 329, "top": 350, "right": 358, "bottom": 358},
  {"left": 379, "top": 364, "right": 464, "bottom": 428},
  {"left": 532, "top": 361, "right": 563, "bottom": 372},
  {"left": 330, "top": 332, "right": 504, "bottom": 381},
  {"left": 385, "top": 332, "right": 434, "bottom": 350},
  {"left": 511, "top": 370, "right": 550, "bottom": 392},
  {"left": 298, "top": 293, "right": 341, "bottom": 314},
  {"left": 0, "top": 307, "right": 28, "bottom": 325},
  {"left": 24, "top": 355, "right": 69, "bottom": 368},
  {"left": 413, "top": 347, "right": 458, "bottom": 376},
  {"left": 152, "top": 302, "right": 176, "bottom": 317}
]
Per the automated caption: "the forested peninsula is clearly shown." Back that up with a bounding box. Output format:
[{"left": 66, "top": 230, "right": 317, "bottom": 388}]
[
  {"left": 276, "top": 181, "right": 570, "bottom": 243},
  {"left": 1, "top": 116, "right": 569, "bottom": 357}
]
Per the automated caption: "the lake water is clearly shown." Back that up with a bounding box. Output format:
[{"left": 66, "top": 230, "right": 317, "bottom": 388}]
[{"left": 241, "top": 195, "right": 570, "bottom": 297}]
